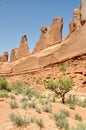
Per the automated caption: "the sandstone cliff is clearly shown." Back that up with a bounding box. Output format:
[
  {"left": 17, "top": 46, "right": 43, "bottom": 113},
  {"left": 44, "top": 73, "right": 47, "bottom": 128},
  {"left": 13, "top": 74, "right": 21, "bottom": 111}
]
[
  {"left": 0, "top": 0, "right": 86, "bottom": 75},
  {"left": 33, "top": 17, "right": 63, "bottom": 53},
  {"left": 10, "top": 35, "right": 30, "bottom": 62}
]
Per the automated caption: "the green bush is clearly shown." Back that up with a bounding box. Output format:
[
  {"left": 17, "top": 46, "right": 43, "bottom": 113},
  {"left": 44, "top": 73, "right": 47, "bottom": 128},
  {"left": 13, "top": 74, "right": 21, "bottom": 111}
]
[
  {"left": 9, "top": 82, "right": 23, "bottom": 95},
  {"left": 0, "top": 77, "right": 8, "bottom": 90},
  {"left": 74, "top": 114, "right": 82, "bottom": 121},
  {"left": 45, "top": 77, "right": 73, "bottom": 104},
  {"left": 0, "top": 90, "right": 9, "bottom": 98}
]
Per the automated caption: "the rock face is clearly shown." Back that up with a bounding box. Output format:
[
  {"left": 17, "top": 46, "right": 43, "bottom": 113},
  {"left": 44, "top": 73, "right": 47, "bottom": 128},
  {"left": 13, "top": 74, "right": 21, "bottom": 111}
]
[
  {"left": 81, "top": 0, "right": 86, "bottom": 23},
  {"left": 10, "top": 35, "right": 30, "bottom": 62},
  {"left": 33, "top": 17, "right": 63, "bottom": 53},
  {"left": 0, "top": 52, "right": 8, "bottom": 62},
  {"left": 69, "top": 0, "right": 86, "bottom": 34},
  {"left": 32, "top": 26, "right": 47, "bottom": 53},
  {"left": 16, "top": 35, "right": 30, "bottom": 60},
  {"left": 46, "top": 17, "right": 63, "bottom": 47},
  {"left": 69, "top": 6, "right": 81, "bottom": 33},
  {"left": 10, "top": 48, "right": 18, "bottom": 62},
  {"left": 1, "top": 0, "right": 86, "bottom": 75}
]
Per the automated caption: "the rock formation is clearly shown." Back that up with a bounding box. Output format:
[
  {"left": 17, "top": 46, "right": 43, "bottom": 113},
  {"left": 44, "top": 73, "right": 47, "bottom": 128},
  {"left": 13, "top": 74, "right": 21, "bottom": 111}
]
[
  {"left": 69, "top": 6, "right": 81, "bottom": 33},
  {"left": 10, "top": 35, "right": 30, "bottom": 61},
  {"left": 69, "top": 0, "right": 86, "bottom": 34},
  {"left": 33, "top": 17, "right": 63, "bottom": 53},
  {"left": 10, "top": 48, "right": 18, "bottom": 62},
  {"left": 0, "top": 52, "right": 8, "bottom": 62},
  {"left": 0, "top": 0, "right": 86, "bottom": 75},
  {"left": 81, "top": 0, "right": 86, "bottom": 24},
  {"left": 32, "top": 26, "right": 47, "bottom": 53}
]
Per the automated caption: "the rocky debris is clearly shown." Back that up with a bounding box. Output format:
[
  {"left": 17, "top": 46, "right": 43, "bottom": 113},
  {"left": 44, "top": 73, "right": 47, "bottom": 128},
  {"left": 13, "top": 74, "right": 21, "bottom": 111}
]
[
  {"left": 0, "top": 52, "right": 8, "bottom": 62},
  {"left": 33, "top": 17, "right": 63, "bottom": 53}
]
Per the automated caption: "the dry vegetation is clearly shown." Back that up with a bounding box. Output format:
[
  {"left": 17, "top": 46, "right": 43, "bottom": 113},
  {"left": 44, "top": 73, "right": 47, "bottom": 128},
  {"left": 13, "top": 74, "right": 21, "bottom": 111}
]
[{"left": 0, "top": 55, "right": 86, "bottom": 130}]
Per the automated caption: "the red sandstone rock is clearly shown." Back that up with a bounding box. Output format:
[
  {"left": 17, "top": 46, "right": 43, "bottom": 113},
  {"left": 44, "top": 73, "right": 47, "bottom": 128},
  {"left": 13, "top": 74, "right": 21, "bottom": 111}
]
[
  {"left": 10, "top": 48, "right": 18, "bottom": 62},
  {"left": 16, "top": 35, "right": 30, "bottom": 60},
  {"left": 0, "top": 52, "right": 8, "bottom": 62},
  {"left": 10, "top": 35, "right": 30, "bottom": 62},
  {"left": 81, "top": 0, "right": 86, "bottom": 23},
  {"left": 33, "top": 17, "right": 63, "bottom": 53},
  {"left": 1, "top": 0, "right": 86, "bottom": 75}
]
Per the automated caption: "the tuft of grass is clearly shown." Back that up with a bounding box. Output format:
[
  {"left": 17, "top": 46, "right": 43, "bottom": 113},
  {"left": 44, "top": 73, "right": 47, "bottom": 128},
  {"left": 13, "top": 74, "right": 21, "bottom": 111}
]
[
  {"left": 0, "top": 77, "right": 8, "bottom": 90},
  {"left": 9, "top": 100, "right": 19, "bottom": 109},
  {"left": 28, "top": 101, "right": 37, "bottom": 108},
  {"left": 53, "top": 109, "right": 69, "bottom": 130},
  {"left": 10, "top": 113, "right": 27, "bottom": 127},
  {"left": 71, "top": 123, "right": 86, "bottom": 130},
  {"left": 60, "top": 109, "right": 70, "bottom": 117},
  {"left": 42, "top": 104, "right": 52, "bottom": 113},
  {"left": 0, "top": 90, "right": 9, "bottom": 98},
  {"left": 74, "top": 114, "right": 82, "bottom": 121},
  {"left": 35, "top": 107, "right": 41, "bottom": 114},
  {"left": 36, "top": 118, "right": 44, "bottom": 130}
]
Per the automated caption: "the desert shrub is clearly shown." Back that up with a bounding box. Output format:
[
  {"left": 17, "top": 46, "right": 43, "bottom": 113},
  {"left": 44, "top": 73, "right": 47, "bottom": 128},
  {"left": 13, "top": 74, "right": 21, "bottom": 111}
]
[
  {"left": 59, "top": 63, "right": 67, "bottom": 74},
  {"left": 0, "top": 90, "right": 9, "bottom": 98},
  {"left": 69, "top": 103, "right": 75, "bottom": 110},
  {"left": 36, "top": 118, "right": 44, "bottom": 130},
  {"left": 21, "top": 101, "right": 29, "bottom": 109},
  {"left": 39, "top": 98, "right": 50, "bottom": 105},
  {"left": 78, "top": 98, "right": 86, "bottom": 108},
  {"left": 71, "top": 123, "right": 86, "bottom": 130},
  {"left": 74, "top": 114, "right": 82, "bottom": 121},
  {"left": 30, "top": 117, "right": 36, "bottom": 123},
  {"left": 10, "top": 112, "right": 27, "bottom": 127},
  {"left": 9, "top": 100, "right": 19, "bottom": 109},
  {"left": 10, "top": 94, "right": 15, "bottom": 99},
  {"left": 60, "top": 109, "right": 70, "bottom": 117},
  {"left": 66, "top": 95, "right": 76, "bottom": 109},
  {"left": 9, "top": 82, "right": 23, "bottom": 95},
  {"left": 45, "top": 77, "right": 73, "bottom": 104},
  {"left": 28, "top": 101, "right": 37, "bottom": 108},
  {"left": 35, "top": 107, "right": 41, "bottom": 113},
  {"left": 24, "top": 87, "right": 40, "bottom": 100},
  {"left": 55, "top": 118, "right": 69, "bottom": 130},
  {"left": 0, "top": 77, "right": 8, "bottom": 90},
  {"left": 42, "top": 104, "right": 52, "bottom": 113},
  {"left": 53, "top": 112, "right": 69, "bottom": 130},
  {"left": 53, "top": 109, "right": 69, "bottom": 130}
]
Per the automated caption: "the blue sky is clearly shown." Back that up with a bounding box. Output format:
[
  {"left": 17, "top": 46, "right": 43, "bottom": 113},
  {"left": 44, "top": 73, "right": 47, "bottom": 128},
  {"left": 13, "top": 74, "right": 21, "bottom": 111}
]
[{"left": 0, "top": 0, "right": 80, "bottom": 55}]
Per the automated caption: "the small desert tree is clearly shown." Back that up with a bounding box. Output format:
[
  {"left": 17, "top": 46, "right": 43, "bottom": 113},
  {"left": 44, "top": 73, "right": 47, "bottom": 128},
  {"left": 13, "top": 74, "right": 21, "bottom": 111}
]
[{"left": 45, "top": 77, "right": 73, "bottom": 104}]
